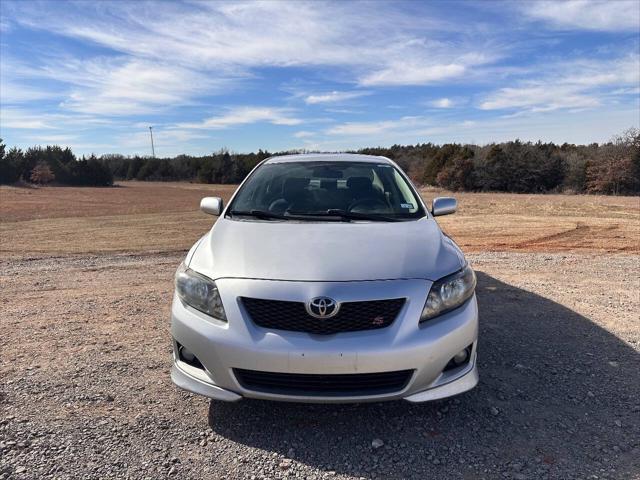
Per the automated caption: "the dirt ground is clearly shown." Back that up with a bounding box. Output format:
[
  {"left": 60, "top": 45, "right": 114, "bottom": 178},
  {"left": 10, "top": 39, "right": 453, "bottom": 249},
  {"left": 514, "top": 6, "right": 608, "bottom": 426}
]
[
  {"left": 1, "top": 182, "right": 639, "bottom": 479},
  {"left": 0, "top": 182, "right": 638, "bottom": 258}
]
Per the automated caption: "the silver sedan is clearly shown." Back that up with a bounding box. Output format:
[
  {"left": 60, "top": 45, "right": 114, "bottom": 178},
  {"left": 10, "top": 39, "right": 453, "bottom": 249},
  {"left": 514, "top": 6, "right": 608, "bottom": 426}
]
[{"left": 171, "top": 153, "right": 478, "bottom": 403}]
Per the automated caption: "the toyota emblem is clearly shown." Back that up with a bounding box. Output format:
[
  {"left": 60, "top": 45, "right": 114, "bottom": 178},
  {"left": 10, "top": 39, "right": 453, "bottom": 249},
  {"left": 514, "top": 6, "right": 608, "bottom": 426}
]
[{"left": 306, "top": 297, "right": 339, "bottom": 318}]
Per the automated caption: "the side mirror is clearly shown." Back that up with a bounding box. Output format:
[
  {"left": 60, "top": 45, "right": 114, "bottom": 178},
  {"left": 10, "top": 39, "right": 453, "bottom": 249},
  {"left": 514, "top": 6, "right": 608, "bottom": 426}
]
[
  {"left": 200, "top": 197, "right": 223, "bottom": 216},
  {"left": 432, "top": 197, "right": 457, "bottom": 216}
]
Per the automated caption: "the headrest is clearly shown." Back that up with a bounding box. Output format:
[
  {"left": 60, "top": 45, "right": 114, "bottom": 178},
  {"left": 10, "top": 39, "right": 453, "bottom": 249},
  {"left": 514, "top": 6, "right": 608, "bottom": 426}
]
[
  {"left": 346, "top": 176, "right": 372, "bottom": 192},
  {"left": 320, "top": 179, "right": 337, "bottom": 190},
  {"left": 283, "top": 177, "right": 310, "bottom": 201}
]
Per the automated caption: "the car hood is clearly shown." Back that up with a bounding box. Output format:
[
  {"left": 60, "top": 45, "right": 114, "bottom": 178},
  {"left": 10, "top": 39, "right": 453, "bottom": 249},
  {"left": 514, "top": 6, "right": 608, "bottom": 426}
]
[{"left": 189, "top": 217, "right": 464, "bottom": 282}]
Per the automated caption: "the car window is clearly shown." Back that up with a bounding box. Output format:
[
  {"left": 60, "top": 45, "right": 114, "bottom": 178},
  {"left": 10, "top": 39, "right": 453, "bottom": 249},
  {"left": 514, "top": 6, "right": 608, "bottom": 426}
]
[{"left": 229, "top": 161, "right": 425, "bottom": 220}]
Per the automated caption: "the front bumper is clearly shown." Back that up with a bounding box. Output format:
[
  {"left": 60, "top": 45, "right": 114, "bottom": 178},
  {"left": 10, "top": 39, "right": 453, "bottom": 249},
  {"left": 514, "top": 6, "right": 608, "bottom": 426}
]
[{"left": 171, "top": 277, "right": 479, "bottom": 403}]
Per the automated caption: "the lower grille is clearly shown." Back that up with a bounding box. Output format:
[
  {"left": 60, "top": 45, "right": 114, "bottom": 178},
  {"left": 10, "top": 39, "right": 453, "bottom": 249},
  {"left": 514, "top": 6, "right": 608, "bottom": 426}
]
[
  {"left": 241, "top": 297, "right": 405, "bottom": 334},
  {"left": 234, "top": 369, "right": 414, "bottom": 397}
]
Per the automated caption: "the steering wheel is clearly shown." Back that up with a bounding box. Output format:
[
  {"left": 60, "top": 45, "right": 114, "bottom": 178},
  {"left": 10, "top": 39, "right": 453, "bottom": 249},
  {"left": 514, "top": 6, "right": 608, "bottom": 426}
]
[{"left": 348, "top": 197, "right": 390, "bottom": 212}]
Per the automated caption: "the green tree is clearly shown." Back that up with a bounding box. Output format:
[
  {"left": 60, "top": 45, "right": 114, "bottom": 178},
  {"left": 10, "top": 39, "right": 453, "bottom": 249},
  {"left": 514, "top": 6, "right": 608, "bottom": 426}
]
[
  {"left": 475, "top": 145, "right": 510, "bottom": 191},
  {"left": 0, "top": 140, "right": 19, "bottom": 184},
  {"left": 126, "top": 156, "right": 145, "bottom": 180},
  {"left": 436, "top": 155, "right": 476, "bottom": 191}
]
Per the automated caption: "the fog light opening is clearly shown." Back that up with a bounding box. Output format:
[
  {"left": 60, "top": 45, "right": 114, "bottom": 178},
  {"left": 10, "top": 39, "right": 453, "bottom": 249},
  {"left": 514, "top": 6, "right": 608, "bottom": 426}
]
[
  {"left": 453, "top": 349, "right": 469, "bottom": 365},
  {"left": 444, "top": 345, "right": 473, "bottom": 372},
  {"left": 176, "top": 342, "right": 205, "bottom": 370}
]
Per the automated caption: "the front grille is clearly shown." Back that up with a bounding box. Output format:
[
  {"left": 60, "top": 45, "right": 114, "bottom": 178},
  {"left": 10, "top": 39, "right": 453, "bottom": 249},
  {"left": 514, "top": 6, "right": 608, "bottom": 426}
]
[
  {"left": 234, "top": 369, "right": 414, "bottom": 397},
  {"left": 241, "top": 297, "right": 405, "bottom": 335}
]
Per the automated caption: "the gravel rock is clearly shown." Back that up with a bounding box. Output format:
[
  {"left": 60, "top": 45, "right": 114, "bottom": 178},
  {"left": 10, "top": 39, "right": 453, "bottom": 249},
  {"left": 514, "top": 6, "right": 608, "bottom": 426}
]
[
  {"left": 1, "top": 251, "right": 638, "bottom": 479},
  {"left": 371, "top": 439, "right": 384, "bottom": 449}
]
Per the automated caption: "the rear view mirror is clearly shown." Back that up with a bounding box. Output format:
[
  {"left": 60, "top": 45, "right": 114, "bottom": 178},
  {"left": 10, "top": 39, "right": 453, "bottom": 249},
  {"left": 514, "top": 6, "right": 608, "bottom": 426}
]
[
  {"left": 312, "top": 167, "right": 343, "bottom": 178},
  {"left": 200, "top": 197, "right": 223, "bottom": 216},
  {"left": 432, "top": 197, "right": 457, "bottom": 216}
]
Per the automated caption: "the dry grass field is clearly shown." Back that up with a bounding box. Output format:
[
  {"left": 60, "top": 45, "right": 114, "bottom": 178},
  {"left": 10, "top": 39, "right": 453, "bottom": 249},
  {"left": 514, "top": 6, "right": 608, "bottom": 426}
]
[
  {"left": 1, "top": 181, "right": 639, "bottom": 479},
  {"left": 0, "top": 181, "right": 638, "bottom": 258}
]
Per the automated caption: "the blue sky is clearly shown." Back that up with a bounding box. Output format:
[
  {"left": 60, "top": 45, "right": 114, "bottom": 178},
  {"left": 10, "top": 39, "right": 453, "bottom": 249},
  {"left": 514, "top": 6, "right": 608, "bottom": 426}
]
[{"left": 0, "top": 0, "right": 638, "bottom": 157}]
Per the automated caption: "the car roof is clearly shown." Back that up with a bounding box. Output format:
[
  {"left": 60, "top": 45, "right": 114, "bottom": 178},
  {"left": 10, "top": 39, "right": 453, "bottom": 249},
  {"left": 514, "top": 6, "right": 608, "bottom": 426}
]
[{"left": 263, "top": 153, "right": 393, "bottom": 165}]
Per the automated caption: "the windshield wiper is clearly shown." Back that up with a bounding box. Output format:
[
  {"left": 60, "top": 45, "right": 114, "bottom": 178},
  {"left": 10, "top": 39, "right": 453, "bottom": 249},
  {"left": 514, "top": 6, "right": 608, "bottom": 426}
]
[
  {"left": 326, "top": 209, "right": 402, "bottom": 222},
  {"left": 230, "top": 209, "right": 402, "bottom": 222},
  {"left": 228, "top": 209, "right": 292, "bottom": 220},
  {"left": 287, "top": 209, "right": 401, "bottom": 222},
  {"left": 229, "top": 209, "right": 328, "bottom": 221}
]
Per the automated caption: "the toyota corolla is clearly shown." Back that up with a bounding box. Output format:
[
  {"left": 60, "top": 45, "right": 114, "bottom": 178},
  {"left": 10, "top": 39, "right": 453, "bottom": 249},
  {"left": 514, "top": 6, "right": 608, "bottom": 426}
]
[{"left": 171, "top": 153, "right": 478, "bottom": 403}]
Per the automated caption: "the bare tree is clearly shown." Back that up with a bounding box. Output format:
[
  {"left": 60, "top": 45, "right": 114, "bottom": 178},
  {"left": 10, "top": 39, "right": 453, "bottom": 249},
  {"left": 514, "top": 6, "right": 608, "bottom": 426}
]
[
  {"left": 587, "top": 128, "right": 640, "bottom": 195},
  {"left": 30, "top": 162, "right": 55, "bottom": 185}
]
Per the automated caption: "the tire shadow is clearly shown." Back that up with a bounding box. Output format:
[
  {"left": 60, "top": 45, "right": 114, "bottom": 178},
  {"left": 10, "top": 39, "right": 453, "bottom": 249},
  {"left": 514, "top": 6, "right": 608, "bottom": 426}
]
[{"left": 208, "top": 272, "right": 640, "bottom": 479}]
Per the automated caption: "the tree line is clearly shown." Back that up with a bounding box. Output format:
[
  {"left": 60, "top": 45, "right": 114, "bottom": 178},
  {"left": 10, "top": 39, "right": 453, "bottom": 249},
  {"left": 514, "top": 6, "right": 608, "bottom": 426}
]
[
  {"left": 0, "top": 144, "right": 113, "bottom": 187},
  {"left": 1, "top": 127, "right": 638, "bottom": 194}
]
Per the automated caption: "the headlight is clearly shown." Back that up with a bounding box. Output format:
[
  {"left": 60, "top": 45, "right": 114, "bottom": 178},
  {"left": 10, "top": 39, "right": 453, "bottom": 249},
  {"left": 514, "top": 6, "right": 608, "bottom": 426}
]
[
  {"left": 420, "top": 264, "right": 476, "bottom": 322},
  {"left": 175, "top": 263, "right": 227, "bottom": 321}
]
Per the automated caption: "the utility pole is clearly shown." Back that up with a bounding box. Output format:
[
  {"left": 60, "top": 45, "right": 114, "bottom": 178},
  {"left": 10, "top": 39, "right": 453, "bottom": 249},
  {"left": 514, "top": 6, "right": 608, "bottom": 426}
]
[{"left": 149, "top": 126, "right": 156, "bottom": 158}]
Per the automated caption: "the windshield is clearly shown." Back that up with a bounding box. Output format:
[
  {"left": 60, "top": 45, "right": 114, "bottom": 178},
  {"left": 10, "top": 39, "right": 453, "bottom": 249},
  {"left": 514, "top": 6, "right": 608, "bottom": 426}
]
[{"left": 228, "top": 161, "right": 425, "bottom": 220}]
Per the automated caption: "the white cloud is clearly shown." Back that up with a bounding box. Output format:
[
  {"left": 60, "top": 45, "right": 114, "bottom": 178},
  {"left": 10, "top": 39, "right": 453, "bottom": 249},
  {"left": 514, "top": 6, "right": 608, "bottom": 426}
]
[
  {"left": 324, "top": 108, "right": 363, "bottom": 114},
  {"left": 119, "top": 128, "right": 209, "bottom": 149},
  {"left": 0, "top": 81, "right": 60, "bottom": 103},
  {"left": 568, "top": 56, "right": 640, "bottom": 87},
  {"left": 304, "top": 91, "right": 370, "bottom": 104},
  {"left": 360, "top": 63, "right": 466, "bottom": 87},
  {"left": 6, "top": 1, "right": 497, "bottom": 91},
  {"left": 1, "top": 51, "right": 230, "bottom": 116},
  {"left": 0, "top": 56, "right": 68, "bottom": 104},
  {"left": 430, "top": 98, "right": 454, "bottom": 108},
  {"left": 49, "top": 58, "right": 225, "bottom": 115},
  {"left": 521, "top": 0, "right": 640, "bottom": 31},
  {"left": 294, "top": 131, "right": 315, "bottom": 138},
  {"left": 178, "top": 107, "right": 302, "bottom": 130},
  {"left": 0, "top": 17, "right": 11, "bottom": 33},
  {"left": 24, "top": 134, "right": 78, "bottom": 144},
  {"left": 480, "top": 86, "right": 600, "bottom": 112},
  {"left": 480, "top": 55, "right": 640, "bottom": 113},
  {"left": 0, "top": 108, "right": 56, "bottom": 130},
  {"left": 326, "top": 116, "right": 428, "bottom": 136},
  {"left": 611, "top": 87, "right": 640, "bottom": 95},
  {"left": 0, "top": 106, "right": 122, "bottom": 138}
]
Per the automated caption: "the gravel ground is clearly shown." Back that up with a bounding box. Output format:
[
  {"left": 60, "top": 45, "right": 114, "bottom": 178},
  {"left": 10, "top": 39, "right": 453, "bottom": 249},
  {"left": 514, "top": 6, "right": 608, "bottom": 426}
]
[{"left": 1, "top": 251, "right": 639, "bottom": 479}]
